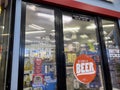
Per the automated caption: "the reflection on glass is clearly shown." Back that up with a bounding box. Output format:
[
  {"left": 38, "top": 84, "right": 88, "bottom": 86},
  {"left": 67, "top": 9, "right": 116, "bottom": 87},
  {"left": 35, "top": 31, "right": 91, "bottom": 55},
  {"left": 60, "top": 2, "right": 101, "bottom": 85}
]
[
  {"left": 24, "top": 3, "right": 56, "bottom": 90},
  {"left": 0, "top": 0, "right": 10, "bottom": 90},
  {"left": 63, "top": 14, "right": 104, "bottom": 90},
  {"left": 102, "top": 20, "right": 120, "bottom": 90}
]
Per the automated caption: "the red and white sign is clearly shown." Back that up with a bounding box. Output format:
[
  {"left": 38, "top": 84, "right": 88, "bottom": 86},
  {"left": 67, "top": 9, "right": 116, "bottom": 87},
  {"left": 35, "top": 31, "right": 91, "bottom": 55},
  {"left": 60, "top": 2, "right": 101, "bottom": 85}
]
[{"left": 73, "top": 54, "right": 96, "bottom": 84}]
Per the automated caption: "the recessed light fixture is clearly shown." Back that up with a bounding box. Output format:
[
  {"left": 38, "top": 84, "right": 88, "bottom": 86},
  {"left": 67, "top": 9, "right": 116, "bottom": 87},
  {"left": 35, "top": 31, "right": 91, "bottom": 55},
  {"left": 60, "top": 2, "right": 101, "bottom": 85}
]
[
  {"left": 64, "top": 37, "right": 71, "bottom": 41},
  {"left": 86, "top": 24, "right": 96, "bottom": 30},
  {"left": 25, "top": 40, "right": 32, "bottom": 43},
  {"left": 103, "top": 31, "right": 107, "bottom": 35},
  {"left": 50, "top": 40, "right": 55, "bottom": 43},
  {"left": 37, "top": 13, "right": 53, "bottom": 18},
  {"left": 105, "top": 37, "right": 110, "bottom": 40},
  {"left": 37, "top": 13, "right": 72, "bottom": 23},
  {"left": 108, "top": 40, "right": 113, "bottom": 43},
  {"left": 51, "top": 30, "right": 55, "bottom": 32},
  {"left": 93, "top": 43, "right": 99, "bottom": 45},
  {"left": 72, "top": 42, "right": 79, "bottom": 44},
  {"left": 80, "top": 44, "right": 86, "bottom": 47},
  {"left": 80, "top": 34, "right": 88, "bottom": 39},
  {"left": 28, "top": 24, "right": 44, "bottom": 30},
  {"left": 35, "top": 37, "right": 41, "bottom": 39},
  {"left": 88, "top": 39, "right": 95, "bottom": 42},
  {"left": 64, "top": 44, "right": 67, "bottom": 46},
  {"left": 1, "top": 34, "right": 9, "bottom": 36},
  {"left": 64, "top": 27, "right": 80, "bottom": 32},
  {"left": 103, "top": 24, "right": 114, "bottom": 28},
  {"left": 26, "top": 31, "right": 46, "bottom": 34},
  {"left": 63, "top": 15, "right": 72, "bottom": 23},
  {"left": 0, "top": 26, "right": 4, "bottom": 29}
]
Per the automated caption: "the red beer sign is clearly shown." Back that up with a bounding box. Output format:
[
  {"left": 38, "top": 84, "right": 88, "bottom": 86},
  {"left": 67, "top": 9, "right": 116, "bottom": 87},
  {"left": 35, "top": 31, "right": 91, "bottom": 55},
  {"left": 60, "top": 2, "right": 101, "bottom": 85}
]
[{"left": 73, "top": 54, "right": 96, "bottom": 84}]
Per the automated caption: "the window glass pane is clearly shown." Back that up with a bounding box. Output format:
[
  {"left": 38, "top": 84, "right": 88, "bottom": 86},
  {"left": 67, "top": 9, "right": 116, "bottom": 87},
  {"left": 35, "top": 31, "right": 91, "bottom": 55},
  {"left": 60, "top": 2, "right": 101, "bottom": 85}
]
[
  {"left": 102, "top": 19, "right": 120, "bottom": 90},
  {"left": 0, "top": 0, "right": 10, "bottom": 90},
  {"left": 23, "top": 3, "right": 57, "bottom": 90},
  {"left": 63, "top": 13, "right": 104, "bottom": 90}
]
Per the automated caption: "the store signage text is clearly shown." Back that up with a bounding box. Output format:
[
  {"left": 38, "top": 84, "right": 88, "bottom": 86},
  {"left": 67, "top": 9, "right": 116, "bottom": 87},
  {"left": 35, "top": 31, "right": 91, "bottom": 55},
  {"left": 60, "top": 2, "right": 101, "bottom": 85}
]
[
  {"left": 73, "top": 54, "right": 96, "bottom": 84},
  {"left": 76, "top": 62, "right": 95, "bottom": 76}
]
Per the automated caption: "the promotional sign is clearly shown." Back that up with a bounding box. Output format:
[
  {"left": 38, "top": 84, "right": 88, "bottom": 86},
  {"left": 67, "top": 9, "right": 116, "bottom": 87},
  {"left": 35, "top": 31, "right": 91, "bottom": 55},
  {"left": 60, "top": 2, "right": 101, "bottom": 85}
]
[
  {"left": 73, "top": 54, "right": 96, "bottom": 84},
  {"left": 109, "top": 49, "right": 120, "bottom": 58}
]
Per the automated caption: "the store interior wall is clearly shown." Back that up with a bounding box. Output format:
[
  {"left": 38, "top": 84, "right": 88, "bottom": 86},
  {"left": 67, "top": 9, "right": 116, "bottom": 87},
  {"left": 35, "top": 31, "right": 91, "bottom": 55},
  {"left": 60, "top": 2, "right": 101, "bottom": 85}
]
[{"left": 75, "top": 0, "right": 120, "bottom": 12}]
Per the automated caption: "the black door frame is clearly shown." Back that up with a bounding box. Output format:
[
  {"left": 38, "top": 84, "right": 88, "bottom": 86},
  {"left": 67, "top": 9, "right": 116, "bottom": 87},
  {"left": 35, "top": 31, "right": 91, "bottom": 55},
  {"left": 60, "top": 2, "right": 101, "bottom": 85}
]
[
  {"left": 96, "top": 17, "right": 120, "bottom": 90},
  {"left": 18, "top": 2, "right": 67, "bottom": 90},
  {"left": 18, "top": 1, "right": 120, "bottom": 90}
]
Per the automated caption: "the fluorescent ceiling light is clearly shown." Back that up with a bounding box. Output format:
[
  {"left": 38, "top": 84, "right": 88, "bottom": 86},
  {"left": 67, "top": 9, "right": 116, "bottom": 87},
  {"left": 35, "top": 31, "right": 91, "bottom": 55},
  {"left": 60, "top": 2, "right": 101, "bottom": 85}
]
[
  {"left": 0, "top": 26, "right": 4, "bottom": 29},
  {"left": 28, "top": 24, "right": 44, "bottom": 30},
  {"left": 86, "top": 24, "right": 114, "bottom": 30},
  {"left": 93, "top": 43, "right": 99, "bottom": 45},
  {"left": 103, "top": 31, "right": 107, "bottom": 35},
  {"left": 35, "top": 37, "right": 41, "bottom": 39},
  {"left": 103, "top": 24, "right": 114, "bottom": 28},
  {"left": 37, "top": 13, "right": 72, "bottom": 23},
  {"left": 105, "top": 37, "right": 110, "bottom": 40},
  {"left": 25, "top": 40, "right": 32, "bottom": 43},
  {"left": 64, "top": 27, "right": 80, "bottom": 32},
  {"left": 26, "top": 31, "right": 46, "bottom": 34},
  {"left": 64, "top": 37, "right": 71, "bottom": 41},
  {"left": 63, "top": 15, "right": 72, "bottom": 23},
  {"left": 108, "top": 40, "right": 113, "bottom": 43},
  {"left": 37, "top": 13, "right": 53, "bottom": 18},
  {"left": 80, "top": 44, "right": 86, "bottom": 47},
  {"left": 37, "top": 13, "right": 54, "bottom": 20},
  {"left": 80, "top": 34, "right": 88, "bottom": 39},
  {"left": 64, "top": 44, "right": 67, "bottom": 46},
  {"left": 72, "top": 42, "right": 79, "bottom": 44},
  {"left": 88, "top": 39, "right": 95, "bottom": 42},
  {"left": 86, "top": 24, "right": 96, "bottom": 30},
  {"left": 50, "top": 40, "right": 55, "bottom": 43},
  {"left": 1, "top": 34, "right": 9, "bottom": 36},
  {"left": 71, "top": 33, "right": 77, "bottom": 39},
  {"left": 105, "top": 41, "right": 108, "bottom": 44},
  {"left": 51, "top": 30, "right": 55, "bottom": 32},
  {"left": 27, "top": 5, "right": 36, "bottom": 11}
]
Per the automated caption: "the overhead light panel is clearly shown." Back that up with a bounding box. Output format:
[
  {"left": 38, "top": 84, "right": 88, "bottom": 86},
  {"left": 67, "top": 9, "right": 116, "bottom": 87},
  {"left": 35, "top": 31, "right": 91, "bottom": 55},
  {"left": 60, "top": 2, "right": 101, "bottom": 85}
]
[
  {"left": 26, "top": 31, "right": 46, "bottom": 35},
  {"left": 63, "top": 15, "right": 72, "bottom": 23},
  {"left": 80, "top": 34, "right": 88, "bottom": 39},
  {"left": 35, "top": 37, "right": 41, "bottom": 39},
  {"left": 103, "top": 31, "right": 107, "bottom": 35},
  {"left": 93, "top": 43, "right": 99, "bottom": 45},
  {"left": 50, "top": 40, "right": 55, "bottom": 43},
  {"left": 103, "top": 24, "right": 114, "bottom": 28},
  {"left": 28, "top": 24, "right": 44, "bottom": 30},
  {"left": 64, "top": 27, "right": 80, "bottom": 32},
  {"left": 25, "top": 40, "right": 32, "bottom": 43},
  {"left": 108, "top": 40, "right": 113, "bottom": 43},
  {"left": 80, "top": 44, "right": 86, "bottom": 47},
  {"left": 64, "top": 37, "right": 71, "bottom": 41},
  {"left": 105, "top": 37, "right": 110, "bottom": 40},
  {"left": 86, "top": 24, "right": 96, "bottom": 30},
  {"left": 1, "top": 34, "right": 9, "bottom": 36},
  {"left": 88, "top": 39, "right": 95, "bottom": 42},
  {"left": 37, "top": 13, "right": 72, "bottom": 23},
  {"left": 37, "top": 13, "right": 54, "bottom": 21},
  {"left": 51, "top": 30, "right": 55, "bottom": 32},
  {"left": 73, "top": 42, "right": 79, "bottom": 44},
  {"left": 0, "top": 26, "right": 4, "bottom": 29}
]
